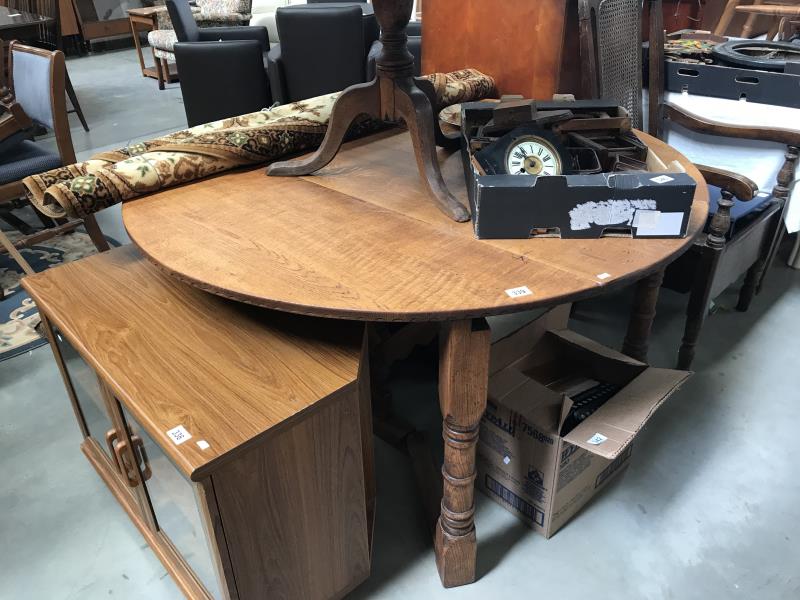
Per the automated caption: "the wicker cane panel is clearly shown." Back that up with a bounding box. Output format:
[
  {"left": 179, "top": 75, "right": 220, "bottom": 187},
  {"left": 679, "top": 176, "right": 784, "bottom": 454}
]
[{"left": 596, "top": 0, "right": 643, "bottom": 128}]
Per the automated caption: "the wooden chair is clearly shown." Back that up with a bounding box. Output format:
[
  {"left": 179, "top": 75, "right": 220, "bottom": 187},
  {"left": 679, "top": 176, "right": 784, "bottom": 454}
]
[
  {"left": 8, "top": 0, "right": 90, "bottom": 131},
  {"left": 581, "top": 0, "right": 800, "bottom": 368},
  {"left": 736, "top": 2, "right": 800, "bottom": 39},
  {"left": 649, "top": 0, "right": 800, "bottom": 368},
  {"left": 715, "top": 0, "right": 800, "bottom": 38},
  {"left": 0, "top": 42, "right": 108, "bottom": 276}
]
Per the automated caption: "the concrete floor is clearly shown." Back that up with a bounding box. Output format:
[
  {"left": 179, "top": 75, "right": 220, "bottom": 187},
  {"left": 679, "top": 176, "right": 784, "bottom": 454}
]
[{"left": 2, "top": 49, "right": 800, "bottom": 600}]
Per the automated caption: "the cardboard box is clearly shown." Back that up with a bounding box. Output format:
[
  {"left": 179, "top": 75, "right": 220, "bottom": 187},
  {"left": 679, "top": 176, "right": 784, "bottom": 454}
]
[
  {"left": 477, "top": 306, "right": 690, "bottom": 538},
  {"left": 460, "top": 101, "right": 697, "bottom": 240}
]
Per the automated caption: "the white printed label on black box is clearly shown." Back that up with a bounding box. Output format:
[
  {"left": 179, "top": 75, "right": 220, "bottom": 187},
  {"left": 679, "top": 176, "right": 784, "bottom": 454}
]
[
  {"left": 650, "top": 175, "right": 674, "bottom": 184},
  {"left": 166, "top": 425, "right": 192, "bottom": 445},
  {"left": 587, "top": 432, "right": 608, "bottom": 445},
  {"left": 634, "top": 209, "right": 662, "bottom": 230},
  {"left": 505, "top": 286, "right": 533, "bottom": 298}
]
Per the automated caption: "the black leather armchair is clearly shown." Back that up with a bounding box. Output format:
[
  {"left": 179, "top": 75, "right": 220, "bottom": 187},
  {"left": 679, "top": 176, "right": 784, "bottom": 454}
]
[
  {"left": 174, "top": 40, "right": 272, "bottom": 126},
  {"left": 267, "top": 5, "right": 380, "bottom": 104},
  {"left": 167, "top": 0, "right": 269, "bottom": 50},
  {"left": 167, "top": 0, "right": 272, "bottom": 126}
]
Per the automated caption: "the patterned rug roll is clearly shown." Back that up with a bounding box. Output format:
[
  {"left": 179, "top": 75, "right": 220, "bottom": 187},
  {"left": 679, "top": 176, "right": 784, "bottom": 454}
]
[{"left": 24, "top": 69, "right": 496, "bottom": 219}]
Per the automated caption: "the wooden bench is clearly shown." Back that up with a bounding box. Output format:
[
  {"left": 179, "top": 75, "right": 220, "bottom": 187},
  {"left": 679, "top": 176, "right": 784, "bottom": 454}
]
[{"left": 23, "top": 245, "right": 374, "bottom": 600}]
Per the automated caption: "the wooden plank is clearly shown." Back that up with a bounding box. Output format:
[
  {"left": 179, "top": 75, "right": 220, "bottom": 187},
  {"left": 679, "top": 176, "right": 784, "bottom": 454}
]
[{"left": 23, "top": 246, "right": 363, "bottom": 480}]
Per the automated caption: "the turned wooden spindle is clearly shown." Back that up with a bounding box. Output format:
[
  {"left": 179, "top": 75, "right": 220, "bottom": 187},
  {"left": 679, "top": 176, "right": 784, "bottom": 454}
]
[
  {"left": 622, "top": 268, "right": 665, "bottom": 363},
  {"left": 266, "top": 0, "right": 469, "bottom": 222},
  {"left": 676, "top": 189, "right": 733, "bottom": 369},
  {"left": 436, "top": 319, "right": 490, "bottom": 588}
]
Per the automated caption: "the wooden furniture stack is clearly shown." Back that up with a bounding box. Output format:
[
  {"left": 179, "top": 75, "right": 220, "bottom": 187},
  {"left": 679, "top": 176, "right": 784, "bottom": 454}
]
[
  {"left": 123, "top": 127, "right": 709, "bottom": 587},
  {"left": 23, "top": 246, "right": 374, "bottom": 600}
]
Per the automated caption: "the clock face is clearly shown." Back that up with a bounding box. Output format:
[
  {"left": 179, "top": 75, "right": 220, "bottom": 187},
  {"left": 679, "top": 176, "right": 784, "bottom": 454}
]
[{"left": 505, "top": 136, "right": 563, "bottom": 176}]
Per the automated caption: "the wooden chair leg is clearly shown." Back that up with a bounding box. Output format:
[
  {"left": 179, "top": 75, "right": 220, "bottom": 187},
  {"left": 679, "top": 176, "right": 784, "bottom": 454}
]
[
  {"left": 757, "top": 145, "right": 799, "bottom": 293},
  {"left": 65, "top": 70, "right": 89, "bottom": 132},
  {"left": 82, "top": 214, "right": 110, "bottom": 252},
  {"left": 622, "top": 269, "right": 664, "bottom": 363},
  {"left": 0, "top": 228, "right": 35, "bottom": 275},
  {"left": 736, "top": 260, "right": 763, "bottom": 312},
  {"left": 677, "top": 252, "right": 717, "bottom": 370},
  {"left": 740, "top": 0, "right": 763, "bottom": 37},
  {"left": 153, "top": 54, "right": 165, "bottom": 90},
  {"left": 789, "top": 233, "right": 800, "bottom": 269},
  {"left": 0, "top": 209, "right": 35, "bottom": 235},
  {"left": 767, "top": 19, "right": 782, "bottom": 41},
  {"left": 678, "top": 191, "right": 732, "bottom": 369},
  {"left": 715, "top": 0, "right": 741, "bottom": 35}
]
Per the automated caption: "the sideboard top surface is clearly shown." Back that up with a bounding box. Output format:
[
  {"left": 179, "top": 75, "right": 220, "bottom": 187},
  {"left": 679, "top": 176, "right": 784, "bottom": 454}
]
[{"left": 23, "top": 245, "right": 363, "bottom": 480}]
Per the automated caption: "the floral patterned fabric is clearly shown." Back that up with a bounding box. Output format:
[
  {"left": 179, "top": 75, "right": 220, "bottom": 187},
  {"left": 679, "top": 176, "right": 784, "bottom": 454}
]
[
  {"left": 24, "top": 69, "right": 496, "bottom": 219},
  {"left": 147, "top": 29, "right": 178, "bottom": 54},
  {"left": 196, "top": 0, "right": 251, "bottom": 24}
]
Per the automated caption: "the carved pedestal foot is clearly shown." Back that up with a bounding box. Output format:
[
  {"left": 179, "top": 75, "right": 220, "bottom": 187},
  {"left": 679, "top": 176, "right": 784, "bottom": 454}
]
[{"left": 267, "top": 80, "right": 379, "bottom": 176}]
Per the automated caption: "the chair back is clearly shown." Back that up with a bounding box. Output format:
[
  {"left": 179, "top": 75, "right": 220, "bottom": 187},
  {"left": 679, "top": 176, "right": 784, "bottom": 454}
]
[
  {"left": 166, "top": 0, "right": 201, "bottom": 42},
  {"left": 276, "top": 5, "right": 365, "bottom": 102},
  {"left": 578, "top": 0, "right": 643, "bottom": 129},
  {"left": 175, "top": 40, "right": 271, "bottom": 127},
  {"left": 9, "top": 41, "right": 75, "bottom": 164}
]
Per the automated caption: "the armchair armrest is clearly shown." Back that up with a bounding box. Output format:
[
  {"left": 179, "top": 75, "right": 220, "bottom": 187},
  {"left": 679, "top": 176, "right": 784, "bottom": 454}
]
[
  {"left": 664, "top": 102, "right": 800, "bottom": 147},
  {"left": 267, "top": 43, "right": 288, "bottom": 104},
  {"left": 198, "top": 25, "right": 269, "bottom": 51},
  {"left": 694, "top": 164, "right": 758, "bottom": 201}
]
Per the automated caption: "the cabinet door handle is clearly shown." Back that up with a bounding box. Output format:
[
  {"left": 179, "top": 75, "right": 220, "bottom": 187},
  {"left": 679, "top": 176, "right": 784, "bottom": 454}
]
[
  {"left": 130, "top": 434, "right": 152, "bottom": 482},
  {"left": 112, "top": 439, "right": 139, "bottom": 488},
  {"left": 105, "top": 429, "right": 122, "bottom": 473}
]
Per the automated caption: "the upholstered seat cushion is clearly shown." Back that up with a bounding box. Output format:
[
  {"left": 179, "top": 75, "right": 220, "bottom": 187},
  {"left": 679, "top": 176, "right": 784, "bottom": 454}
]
[
  {"left": 148, "top": 28, "right": 178, "bottom": 52},
  {"left": 706, "top": 185, "right": 776, "bottom": 239},
  {"left": 0, "top": 140, "right": 61, "bottom": 185},
  {"left": 197, "top": 11, "right": 251, "bottom": 25}
]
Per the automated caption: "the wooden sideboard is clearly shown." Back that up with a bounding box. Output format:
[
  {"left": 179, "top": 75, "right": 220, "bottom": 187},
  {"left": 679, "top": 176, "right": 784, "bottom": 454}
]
[{"left": 24, "top": 247, "right": 372, "bottom": 600}]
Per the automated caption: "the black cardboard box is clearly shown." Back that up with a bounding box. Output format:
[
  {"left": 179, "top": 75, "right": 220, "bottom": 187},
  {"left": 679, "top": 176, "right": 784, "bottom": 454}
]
[
  {"left": 665, "top": 60, "right": 800, "bottom": 109},
  {"left": 461, "top": 102, "right": 697, "bottom": 239},
  {"left": 477, "top": 305, "right": 691, "bottom": 537}
]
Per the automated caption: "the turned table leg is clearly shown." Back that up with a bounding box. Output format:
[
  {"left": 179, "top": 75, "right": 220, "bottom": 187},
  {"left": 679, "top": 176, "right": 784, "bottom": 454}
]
[
  {"left": 622, "top": 269, "right": 665, "bottom": 363},
  {"left": 435, "top": 318, "right": 491, "bottom": 588}
]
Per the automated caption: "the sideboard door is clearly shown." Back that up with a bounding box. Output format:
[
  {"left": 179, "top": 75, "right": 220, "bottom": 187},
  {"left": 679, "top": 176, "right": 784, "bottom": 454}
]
[{"left": 117, "top": 405, "right": 226, "bottom": 600}]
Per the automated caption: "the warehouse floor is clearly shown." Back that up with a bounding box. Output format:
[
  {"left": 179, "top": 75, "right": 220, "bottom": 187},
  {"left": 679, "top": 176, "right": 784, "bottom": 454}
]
[{"left": 1, "top": 49, "right": 798, "bottom": 600}]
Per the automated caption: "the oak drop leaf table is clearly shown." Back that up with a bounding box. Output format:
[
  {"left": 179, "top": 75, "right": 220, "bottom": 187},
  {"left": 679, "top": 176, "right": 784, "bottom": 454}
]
[{"left": 123, "top": 128, "right": 709, "bottom": 588}]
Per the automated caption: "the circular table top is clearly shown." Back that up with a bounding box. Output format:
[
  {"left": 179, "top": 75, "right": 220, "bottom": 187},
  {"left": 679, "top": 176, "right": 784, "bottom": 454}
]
[{"left": 123, "top": 129, "right": 709, "bottom": 322}]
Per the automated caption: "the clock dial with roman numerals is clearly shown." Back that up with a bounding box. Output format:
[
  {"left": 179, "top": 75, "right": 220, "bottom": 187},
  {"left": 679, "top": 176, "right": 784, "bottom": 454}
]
[{"left": 506, "top": 136, "right": 562, "bottom": 176}]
